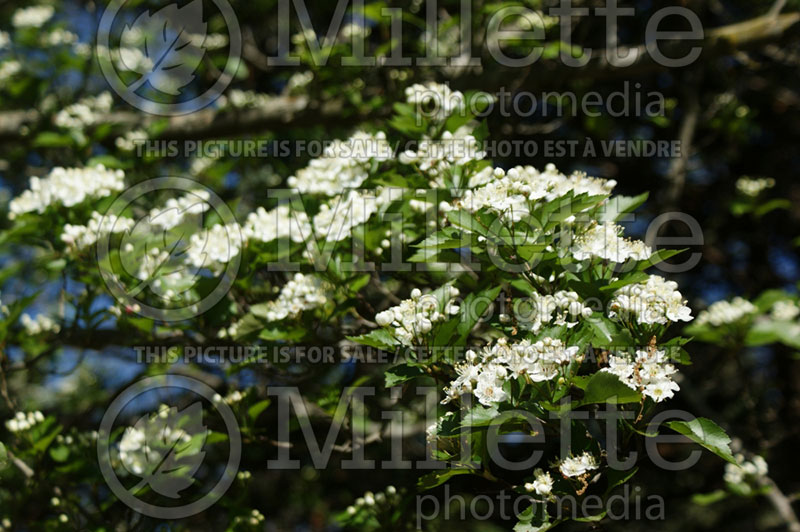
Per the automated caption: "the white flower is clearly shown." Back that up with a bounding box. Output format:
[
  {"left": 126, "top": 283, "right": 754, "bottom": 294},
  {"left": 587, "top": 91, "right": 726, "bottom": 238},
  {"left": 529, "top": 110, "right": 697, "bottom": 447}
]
[
  {"left": 5, "top": 411, "right": 45, "bottom": 432},
  {"left": 43, "top": 28, "right": 78, "bottom": 46},
  {"left": 9, "top": 164, "right": 125, "bottom": 219},
  {"left": 313, "top": 189, "right": 386, "bottom": 242},
  {"left": 61, "top": 211, "right": 135, "bottom": 249},
  {"left": 261, "top": 273, "right": 331, "bottom": 321},
  {"left": 458, "top": 164, "right": 615, "bottom": 222},
  {"left": 53, "top": 92, "right": 113, "bottom": 130},
  {"left": 609, "top": 275, "right": 693, "bottom": 325},
  {"left": 736, "top": 176, "right": 774, "bottom": 197},
  {"left": 374, "top": 286, "right": 460, "bottom": 346},
  {"left": 404, "top": 82, "right": 465, "bottom": 122},
  {"left": 559, "top": 452, "right": 599, "bottom": 478},
  {"left": 115, "top": 129, "right": 148, "bottom": 151},
  {"left": 399, "top": 127, "right": 486, "bottom": 187},
  {"left": 602, "top": 348, "right": 680, "bottom": 403},
  {"left": 724, "top": 454, "right": 768, "bottom": 486},
  {"left": 288, "top": 131, "right": 392, "bottom": 196},
  {"left": 525, "top": 469, "right": 553, "bottom": 495},
  {"left": 442, "top": 337, "right": 580, "bottom": 405},
  {"left": 695, "top": 297, "right": 756, "bottom": 327},
  {"left": 518, "top": 290, "right": 593, "bottom": 332},
  {"left": 217, "top": 89, "right": 274, "bottom": 109},
  {"left": 771, "top": 300, "right": 800, "bottom": 321},
  {"left": 12, "top": 6, "right": 54, "bottom": 28},
  {"left": 186, "top": 223, "right": 244, "bottom": 272},
  {"left": 572, "top": 221, "right": 652, "bottom": 263},
  {"left": 20, "top": 313, "right": 60, "bottom": 335},
  {"left": 474, "top": 372, "right": 508, "bottom": 406},
  {"left": 0, "top": 60, "right": 21, "bottom": 83},
  {"left": 243, "top": 205, "right": 311, "bottom": 244}
]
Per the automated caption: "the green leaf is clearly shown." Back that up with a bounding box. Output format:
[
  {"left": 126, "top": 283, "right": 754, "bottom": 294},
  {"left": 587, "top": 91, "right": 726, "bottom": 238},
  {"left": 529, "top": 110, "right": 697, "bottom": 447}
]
[
  {"left": 691, "top": 489, "right": 729, "bottom": 506},
  {"left": 33, "top": 131, "right": 74, "bottom": 147},
  {"left": 600, "top": 192, "right": 649, "bottom": 222},
  {"left": 346, "top": 329, "right": 399, "bottom": 350},
  {"left": 247, "top": 400, "right": 271, "bottom": 422},
  {"left": 665, "top": 417, "right": 737, "bottom": 464},
  {"left": 384, "top": 364, "right": 425, "bottom": 387},
  {"left": 637, "top": 249, "right": 685, "bottom": 270},
  {"left": 580, "top": 372, "right": 641, "bottom": 405},
  {"left": 0, "top": 442, "right": 7, "bottom": 469},
  {"left": 49, "top": 445, "right": 70, "bottom": 462},
  {"left": 417, "top": 468, "right": 477, "bottom": 490}
]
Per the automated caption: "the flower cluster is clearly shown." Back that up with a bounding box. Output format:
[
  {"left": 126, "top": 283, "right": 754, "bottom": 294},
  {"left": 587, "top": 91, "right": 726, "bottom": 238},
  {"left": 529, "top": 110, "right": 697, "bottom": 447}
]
[
  {"left": 524, "top": 469, "right": 554, "bottom": 496},
  {"left": 20, "top": 313, "right": 61, "bottom": 335},
  {"left": 735, "top": 176, "right": 775, "bottom": 197},
  {"left": 345, "top": 485, "right": 400, "bottom": 516},
  {"left": 694, "top": 297, "right": 756, "bottom": 327},
  {"left": 9, "top": 165, "right": 126, "bottom": 218},
  {"left": 53, "top": 91, "right": 113, "bottom": 130},
  {"left": 186, "top": 223, "right": 244, "bottom": 272},
  {"left": 458, "top": 164, "right": 616, "bottom": 222},
  {"left": 724, "top": 454, "right": 768, "bottom": 486},
  {"left": 261, "top": 273, "right": 330, "bottom": 322},
  {"left": 217, "top": 89, "right": 275, "bottom": 109},
  {"left": 148, "top": 189, "right": 210, "bottom": 230},
  {"left": 115, "top": 129, "right": 148, "bottom": 151},
  {"left": 0, "top": 60, "right": 20, "bottom": 83},
  {"left": 375, "top": 287, "right": 460, "bottom": 346},
  {"left": 404, "top": 82, "right": 465, "bottom": 122},
  {"left": 559, "top": 452, "right": 599, "bottom": 478},
  {"left": 398, "top": 127, "right": 486, "bottom": 186},
  {"left": 243, "top": 205, "right": 311, "bottom": 244},
  {"left": 118, "top": 410, "right": 193, "bottom": 476},
  {"left": 518, "top": 290, "right": 593, "bottom": 332},
  {"left": 5, "top": 411, "right": 45, "bottom": 432},
  {"left": 212, "top": 390, "right": 245, "bottom": 405},
  {"left": 287, "top": 131, "right": 392, "bottom": 195},
  {"left": 43, "top": 28, "right": 78, "bottom": 46},
  {"left": 61, "top": 211, "right": 135, "bottom": 249},
  {"left": 608, "top": 275, "right": 693, "bottom": 325},
  {"left": 602, "top": 347, "right": 680, "bottom": 402},
  {"left": 442, "top": 337, "right": 580, "bottom": 406},
  {"left": 313, "top": 189, "right": 387, "bottom": 242},
  {"left": 232, "top": 509, "right": 265, "bottom": 527},
  {"left": 572, "top": 221, "right": 652, "bottom": 263},
  {"left": 11, "top": 6, "right": 54, "bottom": 28},
  {"left": 771, "top": 300, "right": 800, "bottom": 321}
]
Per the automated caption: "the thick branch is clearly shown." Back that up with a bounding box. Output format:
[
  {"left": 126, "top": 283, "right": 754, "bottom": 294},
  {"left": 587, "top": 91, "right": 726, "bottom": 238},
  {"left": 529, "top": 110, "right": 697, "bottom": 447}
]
[{"left": 0, "top": 13, "right": 797, "bottom": 142}]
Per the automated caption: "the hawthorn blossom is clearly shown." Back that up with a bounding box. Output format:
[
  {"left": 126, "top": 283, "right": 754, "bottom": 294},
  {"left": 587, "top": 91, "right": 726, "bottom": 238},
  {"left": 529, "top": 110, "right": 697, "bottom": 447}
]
[
  {"left": 375, "top": 286, "right": 460, "bottom": 346},
  {"left": 608, "top": 275, "right": 693, "bottom": 325},
  {"left": 602, "top": 348, "right": 680, "bottom": 403},
  {"left": 559, "top": 452, "right": 599, "bottom": 478}
]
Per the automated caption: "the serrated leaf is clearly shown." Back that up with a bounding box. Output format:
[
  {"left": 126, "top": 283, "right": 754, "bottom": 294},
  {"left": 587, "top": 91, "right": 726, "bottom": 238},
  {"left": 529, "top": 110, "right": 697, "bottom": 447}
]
[
  {"left": 580, "top": 372, "right": 641, "bottom": 405},
  {"left": 417, "top": 468, "right": 476, "bottom": 490},
  {"left": 346, "top": 329, "right": 398, "bottom": 350},
  {"left": 665, "top": 417, "right": 737, "bottom": 464},
  {"left": 384, "top": 364, "right": 425, "bottom": 387}
]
